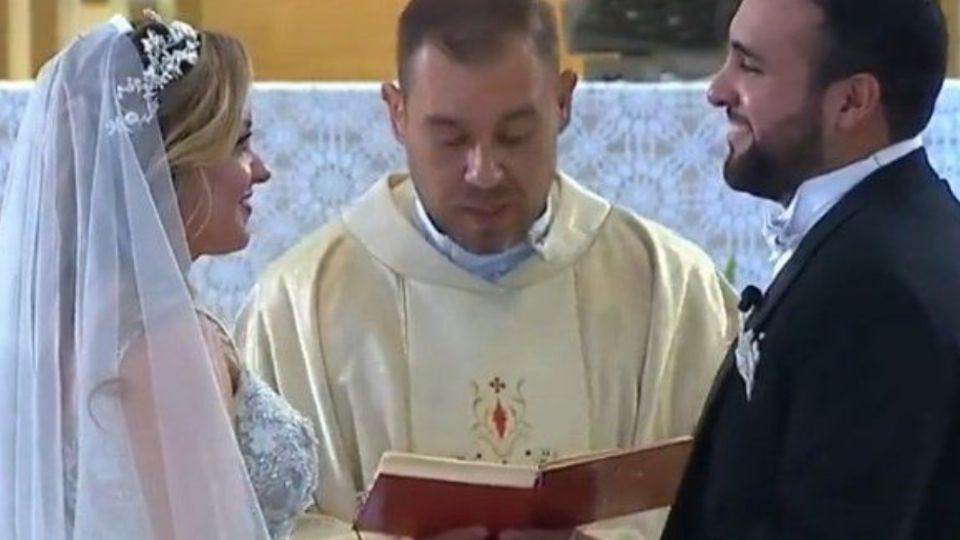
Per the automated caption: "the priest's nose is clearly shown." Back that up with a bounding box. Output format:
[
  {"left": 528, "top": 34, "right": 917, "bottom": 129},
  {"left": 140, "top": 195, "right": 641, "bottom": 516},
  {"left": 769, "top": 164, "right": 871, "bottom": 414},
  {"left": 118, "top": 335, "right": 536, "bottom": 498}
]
[{"left": 464, "top": 144, "right": 504, "bottom": 189}]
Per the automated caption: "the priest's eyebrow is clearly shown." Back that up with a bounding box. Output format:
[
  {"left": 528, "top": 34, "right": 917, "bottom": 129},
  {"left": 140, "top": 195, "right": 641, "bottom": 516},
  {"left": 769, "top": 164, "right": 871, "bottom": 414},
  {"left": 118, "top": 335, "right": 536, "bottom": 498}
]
[
  {"left": 424, "top": 105, "right": 538, "bottom": 129},
  {"left": 500, "top": 105, "right": 538, "bottom": 124},
  {"left": 423, "top": 115, "right": 468, "bottom": 134}
]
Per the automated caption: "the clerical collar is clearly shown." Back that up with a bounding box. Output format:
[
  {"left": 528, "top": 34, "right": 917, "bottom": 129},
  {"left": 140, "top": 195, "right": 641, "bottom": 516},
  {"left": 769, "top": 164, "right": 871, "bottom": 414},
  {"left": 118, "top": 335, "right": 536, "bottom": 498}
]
[
  {"left": 413, "top": 191, "right": 553, "bottom": 282},
  {"left": 763, "top": 135, "right": 923, "bottom": 278}
]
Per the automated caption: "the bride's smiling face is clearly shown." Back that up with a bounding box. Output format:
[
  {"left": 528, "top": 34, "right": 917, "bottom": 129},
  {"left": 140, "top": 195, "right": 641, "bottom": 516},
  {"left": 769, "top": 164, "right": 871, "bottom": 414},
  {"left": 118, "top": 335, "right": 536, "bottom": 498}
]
[
  {"left": 176, "top": 111, "right": 272, "bottom": 258},
  {"left": 151, "top": 29, "right": 269, "bottom": 260}
]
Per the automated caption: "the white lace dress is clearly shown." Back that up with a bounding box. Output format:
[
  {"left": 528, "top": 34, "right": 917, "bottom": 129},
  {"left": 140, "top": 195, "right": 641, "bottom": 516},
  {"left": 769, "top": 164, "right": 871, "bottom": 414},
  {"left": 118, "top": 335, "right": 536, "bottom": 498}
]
[
  {"left": 233, "top": 366, "right": 320, "bottom": 539},
  {"left": 64, "top": 312, "right": 320, "bottom": 540}
]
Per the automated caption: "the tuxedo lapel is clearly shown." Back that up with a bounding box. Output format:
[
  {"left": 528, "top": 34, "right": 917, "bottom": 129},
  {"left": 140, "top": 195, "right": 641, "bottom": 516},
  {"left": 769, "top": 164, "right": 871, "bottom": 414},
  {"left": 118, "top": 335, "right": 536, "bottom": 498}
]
[{"left": 695, "top": 149, "right": 936, "bottom": 433}]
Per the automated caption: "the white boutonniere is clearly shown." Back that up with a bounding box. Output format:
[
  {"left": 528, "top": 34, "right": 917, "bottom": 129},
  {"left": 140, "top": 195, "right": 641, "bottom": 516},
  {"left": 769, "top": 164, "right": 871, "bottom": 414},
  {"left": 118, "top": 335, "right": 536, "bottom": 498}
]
[{"left": 735, "top": 319, "right": 764, "bottom": 401}]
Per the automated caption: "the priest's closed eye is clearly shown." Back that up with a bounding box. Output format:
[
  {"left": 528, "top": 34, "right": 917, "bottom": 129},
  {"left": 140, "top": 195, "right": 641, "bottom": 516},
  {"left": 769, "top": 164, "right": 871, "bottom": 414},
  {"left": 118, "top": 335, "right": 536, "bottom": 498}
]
[
  {"left": 439, "top": 134, "right": 469, "bottom": 148},
  {"left": 428, "top": 126, "right": 469, "bottom": 148},
  {"left": 496, "top": 129, "right": 533, "bottom": 147}
]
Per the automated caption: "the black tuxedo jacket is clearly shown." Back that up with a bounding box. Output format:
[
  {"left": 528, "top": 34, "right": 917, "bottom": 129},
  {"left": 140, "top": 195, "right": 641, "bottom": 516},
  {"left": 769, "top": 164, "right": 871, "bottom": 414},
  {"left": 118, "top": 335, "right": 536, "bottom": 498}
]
[{"left": 663, "top": 149, "right": 960, "bottom": 540}]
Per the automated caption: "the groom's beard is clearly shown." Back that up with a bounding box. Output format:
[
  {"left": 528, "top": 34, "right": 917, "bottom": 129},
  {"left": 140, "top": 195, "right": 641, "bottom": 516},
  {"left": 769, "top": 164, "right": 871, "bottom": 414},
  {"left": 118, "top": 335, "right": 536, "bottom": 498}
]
[{"left": 723, "top": 109, "right": 826, "bottom": 204}]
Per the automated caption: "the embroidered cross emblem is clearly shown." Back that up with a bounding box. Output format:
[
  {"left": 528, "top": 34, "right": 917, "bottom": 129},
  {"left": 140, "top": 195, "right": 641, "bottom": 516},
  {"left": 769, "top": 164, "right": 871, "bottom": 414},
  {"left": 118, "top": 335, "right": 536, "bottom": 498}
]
[{"left": 470, "top": 377, "right": 532, "bottom": 461}]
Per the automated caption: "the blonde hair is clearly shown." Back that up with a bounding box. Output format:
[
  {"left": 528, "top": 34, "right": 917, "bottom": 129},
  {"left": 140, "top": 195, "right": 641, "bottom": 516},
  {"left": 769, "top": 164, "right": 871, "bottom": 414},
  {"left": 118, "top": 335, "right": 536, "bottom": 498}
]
[{"left": 132, "top": 23, "right": 253, "bottom": 178}]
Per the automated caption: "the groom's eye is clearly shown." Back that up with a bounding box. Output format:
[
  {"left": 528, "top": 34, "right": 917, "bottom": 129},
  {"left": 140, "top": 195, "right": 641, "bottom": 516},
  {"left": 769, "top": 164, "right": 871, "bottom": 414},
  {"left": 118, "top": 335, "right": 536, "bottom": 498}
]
[
  {"left": 740, "top": 61, "right": 763, "bottom": 74},
  {"left": 733, "top": 51, "right": 764, "bottom": 75}
]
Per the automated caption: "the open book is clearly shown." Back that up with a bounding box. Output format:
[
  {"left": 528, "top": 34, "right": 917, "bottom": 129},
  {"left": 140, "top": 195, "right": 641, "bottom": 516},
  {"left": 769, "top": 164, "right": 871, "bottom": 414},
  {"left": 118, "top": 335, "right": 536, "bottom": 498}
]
[{"left": 353, "top": 436, "right": 693, "bottom": 538}]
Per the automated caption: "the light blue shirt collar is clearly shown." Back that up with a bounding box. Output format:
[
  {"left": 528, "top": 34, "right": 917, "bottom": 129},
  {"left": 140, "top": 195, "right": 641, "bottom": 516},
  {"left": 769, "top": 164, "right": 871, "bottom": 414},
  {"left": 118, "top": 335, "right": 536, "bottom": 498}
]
[{"left": 414, "top": 193, "right": 552, "bottom": 282}]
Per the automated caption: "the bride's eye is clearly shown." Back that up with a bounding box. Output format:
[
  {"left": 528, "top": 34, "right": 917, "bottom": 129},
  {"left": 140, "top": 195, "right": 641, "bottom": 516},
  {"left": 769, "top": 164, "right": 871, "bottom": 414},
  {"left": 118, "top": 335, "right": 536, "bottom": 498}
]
[{"left": 235, "top": 131, "right": 253, "bottom": 152}]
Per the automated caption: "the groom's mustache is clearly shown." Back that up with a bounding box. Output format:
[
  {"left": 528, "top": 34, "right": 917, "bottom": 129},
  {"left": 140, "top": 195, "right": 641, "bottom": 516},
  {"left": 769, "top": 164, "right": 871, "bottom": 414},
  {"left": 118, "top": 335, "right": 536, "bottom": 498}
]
[{"left": 726, "top": 110, "right": 750, "bottom": 126}]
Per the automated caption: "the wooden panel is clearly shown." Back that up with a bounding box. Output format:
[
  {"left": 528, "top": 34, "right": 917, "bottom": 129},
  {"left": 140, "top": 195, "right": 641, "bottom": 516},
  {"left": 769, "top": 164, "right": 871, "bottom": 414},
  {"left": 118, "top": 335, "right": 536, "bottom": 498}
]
[
  {"left": 943, "top": 0, "right": 960, "bottom": 76},
  {"left": 30, "top": 0, "right": 58, "bottom": 76},
  {"left": 171, "top": 0, "right": 202, "bottom": 25},
  {"left": 546, "top": 0, "right": 584, "bottom": 74},
  {"left": 7, "top": 0, "right": 29, "bottom": 78},
  {"left": 0, "top": 0, "right": 8, "bottom": 77},
  {"left": 197, "top": 0, "right": 407, "bottom": 80},
  {"left": 61, "top": 0, "right": 115, "bottom": 46},
  {"left": 4, "top": 0, "right": 956, "bottom": 82},
  {"left": 182, "top": 0, "right": 581, "bottom": 81}
]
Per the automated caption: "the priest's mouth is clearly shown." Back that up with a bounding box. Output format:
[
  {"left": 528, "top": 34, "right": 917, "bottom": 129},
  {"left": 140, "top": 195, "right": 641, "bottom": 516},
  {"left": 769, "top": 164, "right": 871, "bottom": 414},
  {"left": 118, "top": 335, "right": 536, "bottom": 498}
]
[{"left": 461, "top": 205, "right": 508, "bottom": 219}]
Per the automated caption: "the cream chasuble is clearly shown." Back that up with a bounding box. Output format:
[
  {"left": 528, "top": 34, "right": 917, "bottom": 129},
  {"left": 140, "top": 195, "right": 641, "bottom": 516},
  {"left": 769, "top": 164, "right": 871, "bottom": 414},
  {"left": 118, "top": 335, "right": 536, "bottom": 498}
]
[{"left": 237, "top": 173, "right": 738, "bottom": 540}]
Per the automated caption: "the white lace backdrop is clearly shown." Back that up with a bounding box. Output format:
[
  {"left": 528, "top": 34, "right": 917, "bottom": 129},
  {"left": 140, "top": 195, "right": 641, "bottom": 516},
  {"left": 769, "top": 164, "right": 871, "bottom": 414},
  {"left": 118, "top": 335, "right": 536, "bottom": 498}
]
[{"left": 2, "top": 81, "right": 960, "bottom": 323}]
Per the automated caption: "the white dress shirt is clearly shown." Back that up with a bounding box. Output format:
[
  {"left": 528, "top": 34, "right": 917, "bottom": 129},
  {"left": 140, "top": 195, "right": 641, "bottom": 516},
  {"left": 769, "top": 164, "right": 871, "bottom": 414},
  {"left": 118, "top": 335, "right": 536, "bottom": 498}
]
[{"left": 764, "top": 136, "right": 923, "bottom": 281}]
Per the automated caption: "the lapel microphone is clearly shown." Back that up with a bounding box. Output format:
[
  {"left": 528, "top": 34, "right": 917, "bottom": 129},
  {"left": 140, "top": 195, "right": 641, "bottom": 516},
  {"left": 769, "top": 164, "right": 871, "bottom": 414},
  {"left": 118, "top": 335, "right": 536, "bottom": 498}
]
[{"left": 738, "top": 285, "right": 764, "bottom": 314}]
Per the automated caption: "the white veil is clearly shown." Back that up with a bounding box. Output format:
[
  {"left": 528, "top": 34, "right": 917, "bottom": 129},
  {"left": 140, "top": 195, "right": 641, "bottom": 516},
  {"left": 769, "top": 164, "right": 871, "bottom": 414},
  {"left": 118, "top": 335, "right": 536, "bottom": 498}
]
[{"left": 0, "top": 16, "right": 270, "bottom": 540}]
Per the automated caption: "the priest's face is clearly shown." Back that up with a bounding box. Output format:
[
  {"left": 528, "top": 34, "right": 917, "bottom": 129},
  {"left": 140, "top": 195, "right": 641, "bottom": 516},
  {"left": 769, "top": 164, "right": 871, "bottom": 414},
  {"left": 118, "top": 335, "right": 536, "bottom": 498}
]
[
  {"left": 382, "top": 37, "right": 577, "bottom": 254},
  {"left": 708, "top": 0, "right": 829, "bottom": 203}
]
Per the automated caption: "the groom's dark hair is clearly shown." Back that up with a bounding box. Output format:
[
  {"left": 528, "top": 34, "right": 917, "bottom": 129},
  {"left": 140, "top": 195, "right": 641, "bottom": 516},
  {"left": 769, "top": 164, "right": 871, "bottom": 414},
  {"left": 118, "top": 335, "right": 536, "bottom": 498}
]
[
  {"left": 396, "top": 0, "right": 560, "bottom": 89},
  {"left": 807, "top": 0, "right": 947, "bottom": 141}
]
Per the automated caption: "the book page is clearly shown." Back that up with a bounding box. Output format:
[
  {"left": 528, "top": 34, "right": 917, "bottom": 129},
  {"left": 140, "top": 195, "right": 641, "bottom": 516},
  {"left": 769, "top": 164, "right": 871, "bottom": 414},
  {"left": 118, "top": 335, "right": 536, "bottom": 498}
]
[
  {"left": 542, "top": 436, "right": 693, "bottom": 472},
  {"left": 377, "top": 452, "right": 539, "bottom": 488}
]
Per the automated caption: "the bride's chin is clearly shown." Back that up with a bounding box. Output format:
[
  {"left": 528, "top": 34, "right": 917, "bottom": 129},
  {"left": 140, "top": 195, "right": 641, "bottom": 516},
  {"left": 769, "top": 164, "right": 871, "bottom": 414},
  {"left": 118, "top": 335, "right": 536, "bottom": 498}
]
[
  {"left": 195, "top": 229, "right": 251, "bottom": 257},
  {"left": 232, "top": 228, "right": 252, "bottom": 251}
]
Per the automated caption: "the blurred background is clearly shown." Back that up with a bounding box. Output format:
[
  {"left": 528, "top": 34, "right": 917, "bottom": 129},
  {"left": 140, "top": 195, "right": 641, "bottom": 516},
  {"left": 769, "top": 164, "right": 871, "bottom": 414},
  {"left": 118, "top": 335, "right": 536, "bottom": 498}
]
[{"left": 5, "top": 0, "right": 960, "bottom": 82}]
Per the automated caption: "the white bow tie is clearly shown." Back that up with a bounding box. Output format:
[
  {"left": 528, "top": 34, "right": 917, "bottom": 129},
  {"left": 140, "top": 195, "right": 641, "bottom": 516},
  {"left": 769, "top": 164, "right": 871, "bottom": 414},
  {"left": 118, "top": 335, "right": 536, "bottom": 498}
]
[{"left": 762, "top": 211, "right": 798, "bottom": 263}]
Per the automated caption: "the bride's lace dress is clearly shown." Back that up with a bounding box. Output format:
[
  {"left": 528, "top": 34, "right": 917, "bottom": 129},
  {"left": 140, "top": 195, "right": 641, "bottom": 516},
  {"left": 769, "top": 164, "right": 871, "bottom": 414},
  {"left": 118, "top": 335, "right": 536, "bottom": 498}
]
[
  {"left": 234, "top": 363, "right": 320, "bottom": 539},
  {"left": 63, "top": 311, "right": 319, "bottom": 540}
]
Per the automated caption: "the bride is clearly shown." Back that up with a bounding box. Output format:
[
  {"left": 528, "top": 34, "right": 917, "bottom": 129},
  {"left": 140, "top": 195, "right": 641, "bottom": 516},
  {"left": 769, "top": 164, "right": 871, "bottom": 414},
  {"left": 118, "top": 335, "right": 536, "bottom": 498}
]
[{"left": 0, "top": 12, "right": 318, "bottom": 540}]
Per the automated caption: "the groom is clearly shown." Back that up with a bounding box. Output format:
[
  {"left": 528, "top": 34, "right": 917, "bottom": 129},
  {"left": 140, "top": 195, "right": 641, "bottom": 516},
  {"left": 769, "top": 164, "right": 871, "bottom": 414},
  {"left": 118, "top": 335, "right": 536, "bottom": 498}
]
[{"left": 664, "top": 0, "right": 960, "bottom": 538}]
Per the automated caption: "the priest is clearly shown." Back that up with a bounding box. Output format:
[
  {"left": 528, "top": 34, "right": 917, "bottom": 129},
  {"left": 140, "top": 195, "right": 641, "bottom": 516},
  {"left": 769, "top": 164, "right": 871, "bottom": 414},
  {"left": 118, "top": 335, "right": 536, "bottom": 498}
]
[{"left": 237, "top": 0, "right": 737, "bottom": 538}]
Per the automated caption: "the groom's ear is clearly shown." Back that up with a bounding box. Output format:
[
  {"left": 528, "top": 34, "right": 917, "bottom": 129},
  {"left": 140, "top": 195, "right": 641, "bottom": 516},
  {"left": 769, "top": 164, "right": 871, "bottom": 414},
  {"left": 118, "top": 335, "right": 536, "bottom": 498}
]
[
  {"left": 828, "top": 73, "right": 882, "bottom": 134},
  {"left": 381, "top": 82, "right": 407, "bottom": 144}
]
